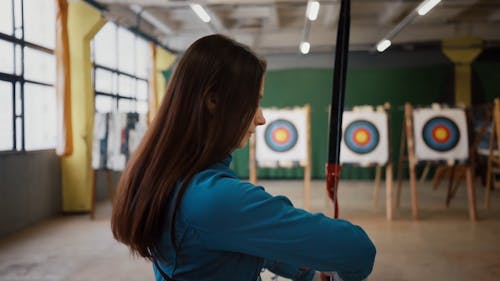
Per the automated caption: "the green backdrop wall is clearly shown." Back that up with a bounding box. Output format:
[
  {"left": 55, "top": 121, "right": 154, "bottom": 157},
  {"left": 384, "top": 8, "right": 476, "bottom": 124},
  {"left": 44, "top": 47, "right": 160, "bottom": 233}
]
[
  {"left": 163, "top": 61, "right": 499, "bottom": 180},
  {"left": 474, "top": 62, "right": 500, "bottom": 102}
]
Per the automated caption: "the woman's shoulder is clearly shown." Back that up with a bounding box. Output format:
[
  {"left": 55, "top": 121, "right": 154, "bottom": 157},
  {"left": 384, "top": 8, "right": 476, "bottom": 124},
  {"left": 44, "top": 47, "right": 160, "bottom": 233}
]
[
  {"left": 187, "top": 165, "right": 261, "bottom": 202},
  {"left": 180, "top": 164, "right": 266, "bottom": 227}
]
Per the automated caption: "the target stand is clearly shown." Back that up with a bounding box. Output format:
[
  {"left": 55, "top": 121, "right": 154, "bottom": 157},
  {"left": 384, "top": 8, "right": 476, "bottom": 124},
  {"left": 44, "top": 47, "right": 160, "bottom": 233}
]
[
  {"left": 485, "top": 98, "right": 500, "bottom": 209},
  {"left": 396, "top": 103, "right": 477, "bottom": 221},
  {"left": 340, "top": 103, "right": 394, "bottom": 220},
  {"left": 250, "top": 105, "right": 312, "bottom": 210}
]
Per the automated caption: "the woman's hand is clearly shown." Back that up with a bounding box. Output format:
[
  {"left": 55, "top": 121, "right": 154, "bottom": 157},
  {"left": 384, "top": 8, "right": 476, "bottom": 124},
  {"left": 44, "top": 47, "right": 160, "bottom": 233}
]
[{"left": 316, "top": 272, "right": 346, "bottom": 281}]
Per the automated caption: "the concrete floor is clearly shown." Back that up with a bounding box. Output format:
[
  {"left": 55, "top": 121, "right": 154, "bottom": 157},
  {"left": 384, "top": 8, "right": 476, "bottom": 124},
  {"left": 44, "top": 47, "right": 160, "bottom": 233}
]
[{"left": 1, "top": 179, "right": 499, "bottom": 281}]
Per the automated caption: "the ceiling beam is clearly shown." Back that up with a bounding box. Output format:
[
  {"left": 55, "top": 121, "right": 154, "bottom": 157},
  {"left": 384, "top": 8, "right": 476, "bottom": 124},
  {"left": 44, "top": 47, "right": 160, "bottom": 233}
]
[
  {"left": 378, "top": 1, "right": 409, "bottom": 25},
  {"left": 263, "top": 4, "right": 280, "bottom": 31},
  {"left": 392, "top": 22, "right": 500, "bottom": 43},
  {"left": 98, "top": 0, "right": 171, "bottom": 5},
  {"left": 323, "top": 2, "right": 339, "bottom": 28}
]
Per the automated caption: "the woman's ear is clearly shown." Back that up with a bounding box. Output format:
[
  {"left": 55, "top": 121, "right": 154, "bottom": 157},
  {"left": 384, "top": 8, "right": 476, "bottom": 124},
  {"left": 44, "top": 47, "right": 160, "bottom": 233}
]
[{"left": 206, "top": 95, "right": 217, "bottom": 113}]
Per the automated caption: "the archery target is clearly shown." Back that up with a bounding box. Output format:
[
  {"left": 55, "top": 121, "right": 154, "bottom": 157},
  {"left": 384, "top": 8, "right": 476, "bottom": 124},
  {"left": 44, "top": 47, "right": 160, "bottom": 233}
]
[
  {"left": 344, "top": 120, "right": 380, "bottom": 154},
  {"left": 264, "top": 119, "right": 298, "bottom": 152},
  {"left": 413, "top": 108, "right": 469, "bottom": 161},
  {"left": 256, "top": 107, "right": 308, "bottom": 167},
  {"left": 340, "top": 111, "right": 389, "bottom": 165}
]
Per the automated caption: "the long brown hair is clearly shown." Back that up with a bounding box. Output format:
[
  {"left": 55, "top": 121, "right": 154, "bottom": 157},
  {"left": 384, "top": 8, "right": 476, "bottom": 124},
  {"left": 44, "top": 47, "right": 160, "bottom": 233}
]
[{"left": 111, "top": 34, "right": 266, "bottom": 259}]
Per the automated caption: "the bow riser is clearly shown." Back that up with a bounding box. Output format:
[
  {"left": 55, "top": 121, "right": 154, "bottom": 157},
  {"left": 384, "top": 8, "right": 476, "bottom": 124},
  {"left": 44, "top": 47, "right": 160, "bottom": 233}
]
[{"left": 326, "top": 0, "right": 350, "bottom": 219}]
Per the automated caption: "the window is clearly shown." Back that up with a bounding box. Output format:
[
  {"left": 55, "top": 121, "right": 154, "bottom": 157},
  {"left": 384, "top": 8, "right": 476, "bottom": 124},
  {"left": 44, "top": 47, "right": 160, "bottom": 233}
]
[
  {"left": 0, "top": 41, "right": 14, "bottom": 74},
  {"left": 24, "top": 0, "right": 55, "bottom": 49},
  {"left": 92, "top": 22, "right": 150, "bottom": 114},
  {"left": 0, "top": 81, "right": 14, "bottom": 151},
  {"left": 24, "top": 83, "right": 56, "bottom": 150},
  {"left": 0, "top": 1, "right": 13, "bottom": 35},
  {"left": 0, "top": 0, "right": 56, "bottom": 152},
  {"left": 24, "top": 47, "right": 56, "bottom": 84}
]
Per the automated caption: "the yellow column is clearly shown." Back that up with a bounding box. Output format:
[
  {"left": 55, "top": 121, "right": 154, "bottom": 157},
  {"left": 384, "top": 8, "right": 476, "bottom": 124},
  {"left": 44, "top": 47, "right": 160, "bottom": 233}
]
[
  {"left": 148, "top": 44, "right": 176, "bottom": 123},
  {"left": 442, "top": 37, "right": 483, "bottom": 106},
  {"left": 62, "top": 1, "right": 105, "bottom": 212},
  {"left": 155, "top": 46, "right": 176, "bottom": 104}
]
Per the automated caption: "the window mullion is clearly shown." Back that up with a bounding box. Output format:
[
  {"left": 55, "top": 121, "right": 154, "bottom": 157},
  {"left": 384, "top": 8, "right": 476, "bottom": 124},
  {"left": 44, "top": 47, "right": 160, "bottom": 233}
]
[
  {"left": 10, "top": 0, "right": 16, "bottom": 150},
  {"left": 10, "top": 81, "right": 15, "bottom": 150},
  {"left": 24, "top": 79, "right": 53, "bottom": 87},
  {"left": 19, "top": 0, "right": 25, "bottom": 151},
  {"left": 114, "top": 24, "right": 119, "bottom": 112}
]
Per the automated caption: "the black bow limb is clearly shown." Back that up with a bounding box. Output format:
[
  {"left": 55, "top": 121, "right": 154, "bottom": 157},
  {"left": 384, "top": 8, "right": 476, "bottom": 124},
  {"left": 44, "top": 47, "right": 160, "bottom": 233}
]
[{"left": 326, "top": 0, "right": 350, "bottom": 219}]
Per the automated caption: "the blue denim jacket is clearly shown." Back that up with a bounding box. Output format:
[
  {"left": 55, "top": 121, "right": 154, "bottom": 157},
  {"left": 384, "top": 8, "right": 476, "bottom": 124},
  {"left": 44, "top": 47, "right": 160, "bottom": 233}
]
[{"left": 153, "top": 156, "right": 375, "bottom": 281}]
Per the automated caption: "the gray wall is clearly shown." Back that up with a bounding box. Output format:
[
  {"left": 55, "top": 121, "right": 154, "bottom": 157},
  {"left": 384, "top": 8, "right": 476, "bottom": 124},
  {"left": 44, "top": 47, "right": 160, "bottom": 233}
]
[
  {"left": 0, "top": 151, "right": 61, "bottom": 237},
  {"left": 95, "top": 170, "right": 121, "bottom": 202}
]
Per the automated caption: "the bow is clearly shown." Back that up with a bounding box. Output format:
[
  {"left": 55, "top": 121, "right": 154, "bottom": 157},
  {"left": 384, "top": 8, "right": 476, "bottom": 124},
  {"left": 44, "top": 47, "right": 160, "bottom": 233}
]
[
  {"left": 326, "top": 0, "right": 350, "bottom": 219},
  {"left": 321, "top": 2, "right": 350, "bottom": 280}
]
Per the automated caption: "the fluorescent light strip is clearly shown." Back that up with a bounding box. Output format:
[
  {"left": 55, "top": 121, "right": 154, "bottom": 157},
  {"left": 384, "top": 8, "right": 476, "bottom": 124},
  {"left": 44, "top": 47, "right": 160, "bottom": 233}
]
[
  {"left": 300, "top": 41, "right": 310, "bottom": 54},
  {"left": 376, "top": 39, "right": 391, "bottom": 52},
  {"left": 306, "top": 1, "right": 320, "bottom": 21},
  {"left": 190, "top": 3, "right": 211, "bottom": 23},
  {"left": 417, "top": 0, "right": 441, "bottom": 16}
]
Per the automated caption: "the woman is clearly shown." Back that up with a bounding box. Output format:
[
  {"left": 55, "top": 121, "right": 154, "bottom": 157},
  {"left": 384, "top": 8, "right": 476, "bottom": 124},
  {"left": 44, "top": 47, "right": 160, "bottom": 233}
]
[{"left": 111, "top": 34, "right": 375, "bottom": 281}]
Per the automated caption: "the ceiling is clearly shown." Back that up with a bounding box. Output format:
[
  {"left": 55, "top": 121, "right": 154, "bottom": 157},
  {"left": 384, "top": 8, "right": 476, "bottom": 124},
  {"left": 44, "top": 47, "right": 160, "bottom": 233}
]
[{"left": 90, "top": 0, "right": 500, "bottom": 55}]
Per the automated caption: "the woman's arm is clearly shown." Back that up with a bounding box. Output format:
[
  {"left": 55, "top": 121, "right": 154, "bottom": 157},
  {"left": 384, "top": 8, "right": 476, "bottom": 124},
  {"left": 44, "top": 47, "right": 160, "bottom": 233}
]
[
  {"left": 184, "top": 178, "right": 376, "bottom": 281},
  {"left": 262, "top": 259, "right": 315, "bottom": 281}
]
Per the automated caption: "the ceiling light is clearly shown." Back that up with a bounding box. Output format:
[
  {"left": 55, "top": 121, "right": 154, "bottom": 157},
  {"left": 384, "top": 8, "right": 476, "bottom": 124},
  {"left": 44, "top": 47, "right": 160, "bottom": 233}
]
[
  {"left": 417, "top": 0, "right": 441, "bottom": 16},
  {"left": 376, "top": 39, "right": 391, "bottom": 52},
  {"left": 300, "top": 41, "right": 310, "bottom": 54},
  {"left": 306, "top": 1, "right": 320, "bottom": 21},
  {"left": 190, "top": 3, "right": 211, "bottom": 23}
]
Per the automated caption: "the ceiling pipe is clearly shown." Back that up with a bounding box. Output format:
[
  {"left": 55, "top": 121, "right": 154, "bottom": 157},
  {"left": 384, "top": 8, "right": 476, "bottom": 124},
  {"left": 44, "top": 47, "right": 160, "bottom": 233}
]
[{"left": 374, "top": 0, "right": 442, "bottom": 53}]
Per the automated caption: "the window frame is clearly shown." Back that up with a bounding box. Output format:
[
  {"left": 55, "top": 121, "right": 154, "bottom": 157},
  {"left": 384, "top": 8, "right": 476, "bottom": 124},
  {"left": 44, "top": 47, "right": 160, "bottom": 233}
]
[
  {"left": 92, "top": 22, "right": 150, "bottom": 115},
  {"left": 0, "top": 0, "right": 56, "bottom": 154}
]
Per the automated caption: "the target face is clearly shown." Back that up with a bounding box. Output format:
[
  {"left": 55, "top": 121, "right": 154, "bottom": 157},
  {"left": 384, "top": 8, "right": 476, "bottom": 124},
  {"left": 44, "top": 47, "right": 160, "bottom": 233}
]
[
  {"left": 413, "top": 108, "right": 469, "bottom": 161},
  {"left": 422, "top": 117, "right": 460, "bottom": 152},
  {"left": 344, "top": 120, "right": 380, "bottom": 154},
  {"left": 264, "top": 119, "right": 298, "bottom": 152},
  {"left": 256, "top": 107, "right": 308, "bottom": 166}
]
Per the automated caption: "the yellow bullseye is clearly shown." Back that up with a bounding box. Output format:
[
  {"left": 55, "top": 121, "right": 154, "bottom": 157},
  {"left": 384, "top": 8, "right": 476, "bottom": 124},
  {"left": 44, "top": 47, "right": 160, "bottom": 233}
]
[
  {"left": 274, "top": 129, "right": 289, "bottom": 143},
  {"left": 434, "top": 127, "right": 449, "bottom": 141},
  {"left": 354, "top": 130, "right": 369, "bottom": 145}
]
